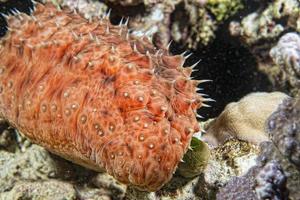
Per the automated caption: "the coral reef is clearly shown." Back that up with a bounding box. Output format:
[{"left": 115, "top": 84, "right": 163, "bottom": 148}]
[
  {"left": 105, "top": 0, "right": 144, "bottom": 7},
  {"left": 228, "top": 1, "right": 300, "bottom": 97},
  {"left": 56, "top": 0, "right": 108, "bottom": 19},
  {"left": 172, "top": 2, "right": 217, "bottom": 49},
  {"left": 230, "top": 0, "right": 300, "bottom": 48},
  {"left": 0, "top": 180, "right": 78, "bottom": 200},
  {"left": 0, "top": 1, "right": 208, "bottom": 191},
  {"left": 256, "top": 142, "right": 300, "bottom": 200},
  {"left": 56, "top": 0, "right": 244, "bottom": 49},
  {"left": 204, "top": 139, "right": 258, "bottom": 187},
  {"left": 255, "top": 160, "right": 289, "bottom": 200},
  {"left": 216, "top": 166, "right": 259, "bottom": 200},
  {"left": 270, "top": 32, "right": 300, "bottom": 96},
  {"left": 228, "top": 0, "right": 300, "bottom": 96},
  {"left": 125, "top": 176, "right": 206, "bottom": 200},
  {"left": 268, "top": 97, "right": 300, "bottom": 169},
  {"left": 171, "top": 0, "right": 244, "bottom": 49},
  {"left": 202, "top": 92, "right": 288, "bottom": 146},
  {"left": 0, "top": 129, "right": 126, "bottom": 200},
  {"left": 216, "top": 159, "right": 289, "bottom": 200},
  {"left": 0, "top": 120, "right": 259, "bottom": 200},
  {"left": 126, "top": 3, "right": 172, "bottom": 49},
  {"left": 216, "top": 97, "right": 300, "bottom": 200},
  {"left": 206, "top": 0, "right": 243, "bottom": 22},
  {"left": 0, "top": 0, "right": 299, "bottom": 199}
]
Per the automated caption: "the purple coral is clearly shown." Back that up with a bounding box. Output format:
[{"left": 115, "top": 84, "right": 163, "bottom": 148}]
[
  {"left": 216, "top": 167, "right": 259, "bottom": 200},
  {"left": 270, "top": 32, "right": 300, "bottom": 82},
  {"left": 267, "top": 98, "right": 300, "bottom": 168},
  {"left": 255, "top": 161, "right": 289, "bottom": 200},
  {"left": 216, "top": 160, "right": 289, "bottom": 200}
]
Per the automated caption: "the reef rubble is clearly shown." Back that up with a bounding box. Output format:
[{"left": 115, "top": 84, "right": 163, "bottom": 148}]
[{"left": 0, "top": 0, "right": 299, "bottom": 199}]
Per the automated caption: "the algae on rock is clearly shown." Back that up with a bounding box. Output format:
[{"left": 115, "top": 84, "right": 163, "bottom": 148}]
[
  {"left": 177, "top": 137, "right": 211, "bottom": 178},
  {"left": 230, "top": 0, "right": 300, "bottom": 47},
  {"left": 206, "top": 0, "right": 243, "bottom": 22}
]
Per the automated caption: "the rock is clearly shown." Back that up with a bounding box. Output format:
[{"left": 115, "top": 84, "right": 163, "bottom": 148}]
[
  {"left": 92, "top": 173, "right": 127, "bottom": 200},
  {"left": 230, "top": 0, "right": 300, "bottom": 47},
  {"left": 206, "top": 0, "right": 243, "bottom": 22},
  {"left": 204, "top": 139, "right": 258, "bottom": 187},
  {"left": 216, "top": 166, "right": 259, "bottom": 200},
  {"left": 255, "top": 160, "right": 289, "bottom": 200},
  {"left": 267, "top": 97, "right": 300, "bottom": 169},
  {"left": 216, "top": 97, "right": 300, "bottom": 200},
  {"left": 216, "top": 143, "right": 292, "bottom": 200},
  {"left": 125, "top": 175, "right": 209, "bottom": 200},
  {"left": 257, "top": 142, "right": 300, "bottom": 200},
  {"left": 177, "top": 137, "right": 211, "bottom": 178},
  {"left": 56, "top": 0, "right": 108, "bottom": 19},
  {"left": 0, "top": 125, "right": 126, "bottom": 199},
  {"left": 269, "top": 32, "right": 300, "bottom": 96},
  {"left": 0, "top": 180, "right": 77, "bottom": 200},
  {"left": 0, "top": 145, "right": 62, "bottom": 192}
]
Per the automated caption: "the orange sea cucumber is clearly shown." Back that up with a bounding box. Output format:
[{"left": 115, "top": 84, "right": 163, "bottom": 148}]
[{"left": 0, "top": 1, "right": 206, "bottom": 191}]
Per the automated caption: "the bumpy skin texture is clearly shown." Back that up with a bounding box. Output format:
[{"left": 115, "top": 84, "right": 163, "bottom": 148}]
[{"left": 0, "top": 2, "right": 202, "bottom": 191}]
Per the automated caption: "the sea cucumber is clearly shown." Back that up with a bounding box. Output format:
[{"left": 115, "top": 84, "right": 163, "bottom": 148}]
[{"left": 0, "top": 1, "right": 207, "bottom": 191}]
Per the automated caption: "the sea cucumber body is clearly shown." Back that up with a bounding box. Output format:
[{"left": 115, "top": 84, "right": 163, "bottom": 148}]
[{"left": 0, "top": 3, "right": 202, "bottom": 191}]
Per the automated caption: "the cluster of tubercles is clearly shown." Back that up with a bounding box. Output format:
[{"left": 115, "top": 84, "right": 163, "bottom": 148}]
[{"left": 0, "top": 1, "right": 213, "bottom": 191}]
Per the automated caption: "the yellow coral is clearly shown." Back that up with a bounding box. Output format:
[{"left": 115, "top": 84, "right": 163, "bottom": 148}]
[
  {"left": 206, "top": 0, "right": 243, "bottom": 21},
  {"left": 202, "top": 92, "right": 289, "bottom": 146}
]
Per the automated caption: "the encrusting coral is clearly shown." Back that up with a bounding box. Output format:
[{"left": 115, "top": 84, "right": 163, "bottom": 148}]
[
  {"left": 206, "top": 0, "right": 243, "bottom": 22},
  {"left": 268, "top": 97, "right": 300, "bottom": 169},
  {"left": 216, "top": 96, "right": 300, "bottom": 200},
  {"left": 216, "top": 166, "right": 259, "bottom": 200},
  {"left": 0, "top": 1, "right": 211, "bottom": 191},
  {"left": 172, "top": 0, "right": 244, "bottom": 49},
  {"left": 228, "top": 1, "right": 300, "bottom": 97},
  {"left": 255, "top": 160, "right": 289, "bottom": 200},
  {"left": 270, "top": 32, "right": 300, "bottom": 96},
  {"left": 216, "top": 159, "right": 289, "bottom": 200},
  {"left": 56, "top": 0, "right": 108, "bottom": 20},
  {"left": 230, "top": 0, "right": 300, "bottom": 47},
  {"left": 202, "top": 92, "right": 288, "bottom": 146},
  {"left": 57, "top": 0, "right": 245, "bottom": 50}
]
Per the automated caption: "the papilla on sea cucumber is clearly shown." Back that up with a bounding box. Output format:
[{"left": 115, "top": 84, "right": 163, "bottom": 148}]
[{"left": 0, "top": 0, "right": 212, "bottom": 191}]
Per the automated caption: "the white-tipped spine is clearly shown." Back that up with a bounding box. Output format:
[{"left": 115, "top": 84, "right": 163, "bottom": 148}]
[
  {"left": 184, "top": 53, "right": 193, "bottom": 59},
  {"left": 202, "top": 98, "right": 216, "bottom": 102},
  {"left": 191, "top": 60, "right": 201, "bottom": 69},
  {"left": 124, "top": 17, "right": 129, "bottom": 26},
  {"left": 105, "top": 8, "right": 111, "bottom": 20},
  {"left": 167, "top": 40, "right": 173, "bottom": 51},
  {"left": 0, "top": 13, "right": 9, "bottom": 20}
]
